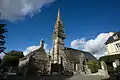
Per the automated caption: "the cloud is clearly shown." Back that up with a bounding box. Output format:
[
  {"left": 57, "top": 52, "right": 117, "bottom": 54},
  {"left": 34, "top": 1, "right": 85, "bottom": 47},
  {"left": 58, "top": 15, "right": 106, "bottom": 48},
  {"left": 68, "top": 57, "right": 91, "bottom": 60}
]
[
  {"left": 94, "top": 52, "right": 108, "bottom": 59},
  {"left": 71, "top": 33, "right": 111, "bottom": 59},
  {"left": 0, "top": 52, "right": 5, "bottom": 59},
  {"left": 23, "top": 41, "right": 48, "bottom": 56},
  {"left": 23, "top": 45, "right": 40, "bottom": 56},
  {"left": 0, "top": 0, "right": 55, "bottom": 21},
  {"left": 71, "top": 38, "right": 86, "bottom": 49}
]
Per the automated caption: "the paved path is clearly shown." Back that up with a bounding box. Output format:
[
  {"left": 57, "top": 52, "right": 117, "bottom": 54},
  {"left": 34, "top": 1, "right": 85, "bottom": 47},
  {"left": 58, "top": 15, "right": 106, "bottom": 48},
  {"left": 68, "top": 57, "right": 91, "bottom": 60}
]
[
  {"left": 6, "top": 73, "right": 105, "bottom": 80},
  {"left": 66, "top": 73, "right": 104, "bottom": 80}
]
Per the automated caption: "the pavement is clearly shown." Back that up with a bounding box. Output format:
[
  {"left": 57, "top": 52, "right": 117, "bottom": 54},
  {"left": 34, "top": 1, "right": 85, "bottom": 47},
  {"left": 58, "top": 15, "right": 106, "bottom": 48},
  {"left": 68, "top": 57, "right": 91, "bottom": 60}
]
[
  {"left": 6, "top": 72, "right": 106, "bottom": 80},
  {"left": 66, "top": 72, "right": 104, "bottom": 80}
]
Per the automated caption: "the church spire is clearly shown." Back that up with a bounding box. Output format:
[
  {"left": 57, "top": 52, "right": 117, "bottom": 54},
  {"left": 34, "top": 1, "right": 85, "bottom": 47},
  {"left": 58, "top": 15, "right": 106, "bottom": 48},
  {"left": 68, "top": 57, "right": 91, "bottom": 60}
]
[
  {"left": 52, "top": 8, "right": 66, "bottom": 40},
  {"left": 52, "top": 9, "right": 66, "bottom": 64},
  {"left": 57, "top": 8, "right": 61, "bottom": 22}
]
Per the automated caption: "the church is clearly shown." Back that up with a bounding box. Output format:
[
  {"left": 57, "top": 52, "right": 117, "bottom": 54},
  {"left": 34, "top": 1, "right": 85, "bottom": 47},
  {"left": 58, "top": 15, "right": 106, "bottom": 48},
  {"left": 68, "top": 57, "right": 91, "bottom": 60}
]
[
  {"left": 18, "top": 9, "right": 97, "bottom": 76},
  {"left": 50, "top": 9, "right": 97, "bottom": 74}
]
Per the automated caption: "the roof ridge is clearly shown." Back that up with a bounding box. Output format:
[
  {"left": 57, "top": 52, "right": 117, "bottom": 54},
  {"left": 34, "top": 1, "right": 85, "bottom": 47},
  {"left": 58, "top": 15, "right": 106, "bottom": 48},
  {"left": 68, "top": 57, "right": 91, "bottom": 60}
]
[{"left": 65, "top": 47, "right": 89, "bottom": 53}]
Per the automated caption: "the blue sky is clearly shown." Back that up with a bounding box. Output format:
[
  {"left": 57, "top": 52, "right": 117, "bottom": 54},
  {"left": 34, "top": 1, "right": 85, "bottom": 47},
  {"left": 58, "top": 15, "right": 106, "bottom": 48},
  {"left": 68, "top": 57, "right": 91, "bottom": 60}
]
[{"left": 0, "top": 0, "right": 120, "bottom": 55}]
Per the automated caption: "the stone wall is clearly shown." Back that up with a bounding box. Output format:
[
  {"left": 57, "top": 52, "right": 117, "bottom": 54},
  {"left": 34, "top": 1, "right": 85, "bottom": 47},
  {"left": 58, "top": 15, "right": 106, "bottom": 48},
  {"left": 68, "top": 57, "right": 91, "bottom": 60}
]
[{"left": 65, "top": 62, "right": 74, "bottom": 72}]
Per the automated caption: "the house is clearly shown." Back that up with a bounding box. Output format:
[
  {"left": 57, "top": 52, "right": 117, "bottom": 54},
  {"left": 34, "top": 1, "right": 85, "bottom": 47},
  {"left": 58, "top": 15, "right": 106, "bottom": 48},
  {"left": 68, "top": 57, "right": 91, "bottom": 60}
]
[{"left": 105, "top": 32, "right": 120, "bottom": 55}]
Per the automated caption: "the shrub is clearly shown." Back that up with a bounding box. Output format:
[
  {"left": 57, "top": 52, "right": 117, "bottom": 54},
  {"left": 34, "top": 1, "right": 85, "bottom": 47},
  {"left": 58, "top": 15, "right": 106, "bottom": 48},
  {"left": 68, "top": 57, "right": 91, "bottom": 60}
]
[
  {"left": 107, "top": 65, "right": 114, "bottom": 74},
  {"left": 115, "top": 66, "right": 120, "bottom": 72},
  {"left": 87, "top": 61, "right": 100, "bottom": 73},
  {"left": 99, "top": 54, "right": 120, "bottom": 74}
]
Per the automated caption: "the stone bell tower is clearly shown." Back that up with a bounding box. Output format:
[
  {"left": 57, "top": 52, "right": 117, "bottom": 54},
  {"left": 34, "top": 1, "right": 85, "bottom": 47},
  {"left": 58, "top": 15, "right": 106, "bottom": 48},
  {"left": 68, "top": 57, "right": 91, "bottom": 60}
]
[{"left": 52, "top": 9, "right": 66, "bottom": 64}]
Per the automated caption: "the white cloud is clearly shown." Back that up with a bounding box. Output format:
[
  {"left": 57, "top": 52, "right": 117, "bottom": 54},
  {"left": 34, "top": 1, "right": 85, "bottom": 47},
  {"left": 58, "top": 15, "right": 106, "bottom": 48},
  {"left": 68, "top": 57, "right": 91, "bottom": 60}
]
[
  {"left": 44, "top": 43, "right": 49, "bottom": 53},
  {"left": 71, "top": 33, "right": 111, "bottom": 59},
  {"left": 0, "top": 52, "right": 5, "bottom": 59},
  {"left": 71, "top": 38, "right": 86, "bottom": 49},
  {"left": 0, "top": 0, "right": 55, "bottom": 21},
  {"left": 94, "top": 52, "right": 108, "bottom": 59},
  {"left": 23, "top": 45, "right": 40, "bottom": 56},
  {"left": 23, "top": 41, "right": 48, "bottom": 56}
]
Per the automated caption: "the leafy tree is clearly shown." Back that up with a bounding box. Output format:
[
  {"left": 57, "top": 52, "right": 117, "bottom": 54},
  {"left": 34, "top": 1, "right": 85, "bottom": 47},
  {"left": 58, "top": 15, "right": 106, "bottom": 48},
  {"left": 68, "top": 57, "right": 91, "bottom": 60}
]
[
  {"left": 0, "top": 50, "right": 24, "bottom": 75},
  {"left": 1, "top": 50, "right": 24, "bottom": 67},
  {"left": 87, "top": 61, "right": 100, "bottom": 73}
]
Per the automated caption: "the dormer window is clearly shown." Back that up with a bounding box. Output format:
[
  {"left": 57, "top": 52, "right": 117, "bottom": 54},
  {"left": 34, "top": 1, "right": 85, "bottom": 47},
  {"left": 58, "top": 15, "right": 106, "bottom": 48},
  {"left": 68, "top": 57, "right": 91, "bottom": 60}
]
[
  {"left": 113, "top": 35, "right": 118, "bottom": 40},
  {"left": 115, "top": 43, "right": 120, "bottom": 51}
]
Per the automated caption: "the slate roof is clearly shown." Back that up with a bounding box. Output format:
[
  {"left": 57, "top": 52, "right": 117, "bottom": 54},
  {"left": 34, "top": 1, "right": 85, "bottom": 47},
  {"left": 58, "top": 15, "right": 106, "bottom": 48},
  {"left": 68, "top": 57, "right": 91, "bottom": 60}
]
[
  {"left": 20, "top": 47, "right": 47, "bottom": 61},
  {"left": 64, "top": 47, "right": 97, "bottom": 63},
  {"left": 105, "top": 32, "right": 120, "bottom": 45}
]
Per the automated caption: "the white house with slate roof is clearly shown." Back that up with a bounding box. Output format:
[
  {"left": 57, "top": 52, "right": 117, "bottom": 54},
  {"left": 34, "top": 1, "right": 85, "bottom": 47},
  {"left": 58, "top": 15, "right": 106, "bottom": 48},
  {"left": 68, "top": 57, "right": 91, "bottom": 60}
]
[{"left": 105, "top": 32, "right": 120, "bottom": 55}]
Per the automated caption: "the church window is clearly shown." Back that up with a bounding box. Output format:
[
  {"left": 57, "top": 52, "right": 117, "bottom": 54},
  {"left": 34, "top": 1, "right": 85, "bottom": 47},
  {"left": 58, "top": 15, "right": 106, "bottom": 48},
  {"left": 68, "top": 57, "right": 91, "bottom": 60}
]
[
  {"left": 74, "top": 63, "right": 77, "bottom": 71},
  {"left": 115, "top": 43, "right": 120, "bottom": 51},
  {"left": 113, "top": 35, "right": 118, "bottom": 40}
]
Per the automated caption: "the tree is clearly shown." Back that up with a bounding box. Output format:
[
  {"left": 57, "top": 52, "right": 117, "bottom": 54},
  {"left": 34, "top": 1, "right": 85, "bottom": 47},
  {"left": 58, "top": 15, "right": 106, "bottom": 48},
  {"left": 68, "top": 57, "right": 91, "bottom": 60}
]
[
  {"left": 0, "top": 50, "right": 24, "bottom": 76},
  {"left": 0, "top": 24, "right": 7, "bottom": 53},
  {"left": 1, "top": 50, "right": 24, "bottom": 67}
]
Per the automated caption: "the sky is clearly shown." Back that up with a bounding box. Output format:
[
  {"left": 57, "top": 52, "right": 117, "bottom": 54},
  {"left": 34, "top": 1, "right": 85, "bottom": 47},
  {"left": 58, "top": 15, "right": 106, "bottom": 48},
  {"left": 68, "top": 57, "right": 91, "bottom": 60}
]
[{"left": 0, "top": 0, "right": 120, "bottom": 58}]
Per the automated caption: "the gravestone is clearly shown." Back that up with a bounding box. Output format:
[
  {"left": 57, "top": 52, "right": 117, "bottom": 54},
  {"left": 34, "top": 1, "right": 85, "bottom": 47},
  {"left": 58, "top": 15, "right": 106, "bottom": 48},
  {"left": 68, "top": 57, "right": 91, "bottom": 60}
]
[
  {"left": 85, "top": 65, "right": 91, "bottom": 74},
  {"left": 113, "top": 62, "right": 117, "bottom": 70},
  {"left": 113, "top": 59, "right": 120, "bottom": 70},
  {"left": 101, "top": 61, "right": 107, "bottom": 70},
  {"left": 100, "top": 61, "right": 109, "bottom": 78},
  {"left": 115, "top": 59, "right": 120, "bottom": 66}
]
